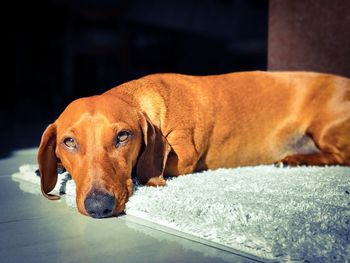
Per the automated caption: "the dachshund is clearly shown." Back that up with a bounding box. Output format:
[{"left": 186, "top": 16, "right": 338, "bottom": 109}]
[{"left": 38, "top": 71, "right": 350, "bottom": 218}]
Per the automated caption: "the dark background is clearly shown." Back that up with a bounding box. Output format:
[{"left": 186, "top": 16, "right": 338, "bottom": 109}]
[
  {"left": 5, "top": 0, "right": 268, "bottom": 120},
  {"left": 2, "top": 0, "right": 268, "bottom": 157}
]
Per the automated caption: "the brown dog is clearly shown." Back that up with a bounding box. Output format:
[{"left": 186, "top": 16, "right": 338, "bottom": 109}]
[{"left": 38, "top": 71, "right": 350, "bottom": 218}]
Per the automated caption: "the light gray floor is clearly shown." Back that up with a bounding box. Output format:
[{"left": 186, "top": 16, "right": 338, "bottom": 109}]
[{"left": 0, "top": 148, "right": 263, "bottom": 263}]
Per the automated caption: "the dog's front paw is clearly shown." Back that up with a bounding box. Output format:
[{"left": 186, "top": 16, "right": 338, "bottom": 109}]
[{"left": 145, "top": 176, "right": 166, "bottom": 187}]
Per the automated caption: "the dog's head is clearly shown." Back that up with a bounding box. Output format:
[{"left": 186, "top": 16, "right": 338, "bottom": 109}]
[{"left": 38, "top": 94, "right": 170, "bottom": 218}]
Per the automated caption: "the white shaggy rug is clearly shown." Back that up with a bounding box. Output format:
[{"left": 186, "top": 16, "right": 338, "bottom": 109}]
[{"left": 12, "top": 165, "right": 350, "bottom": 262}]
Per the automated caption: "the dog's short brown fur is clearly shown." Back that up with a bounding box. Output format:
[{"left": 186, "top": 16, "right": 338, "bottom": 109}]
[{"left": 38, "top": 71, "right": 350, "bottom": 217}]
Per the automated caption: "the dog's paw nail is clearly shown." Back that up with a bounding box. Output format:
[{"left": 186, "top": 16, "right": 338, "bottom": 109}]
[{"left": 274, "top": 161, "right": 286, "bottom": 168}]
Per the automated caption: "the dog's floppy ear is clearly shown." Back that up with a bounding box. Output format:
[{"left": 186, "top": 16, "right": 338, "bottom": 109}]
[
  {"left": 137, "top": 112, "right": 171, "bottom": 186},
  {"left": 37, "top": 123, "right": 60, "bottom": 200}
]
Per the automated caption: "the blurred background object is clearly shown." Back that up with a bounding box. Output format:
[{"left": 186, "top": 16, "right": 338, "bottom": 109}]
[{"left": 268, "top": 0, "right": 350, "bottom": 78}]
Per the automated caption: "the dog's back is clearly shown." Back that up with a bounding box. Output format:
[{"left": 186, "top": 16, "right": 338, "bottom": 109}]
[{"left": 108, "top": 71, "right": 350, "bottom": 168}]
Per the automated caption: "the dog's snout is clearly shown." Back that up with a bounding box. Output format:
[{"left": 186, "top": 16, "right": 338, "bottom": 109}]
[{"left": 84, "top": 191, "right": 115, "bottom": 218}]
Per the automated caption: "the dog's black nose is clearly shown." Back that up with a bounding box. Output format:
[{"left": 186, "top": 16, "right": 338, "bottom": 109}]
[{"left": 84, "top": 191, "right": 115, "bottom": 218}]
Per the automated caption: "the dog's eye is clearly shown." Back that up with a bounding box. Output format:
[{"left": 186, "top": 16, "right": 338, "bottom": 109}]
[
  {"left": 63, "top": 137, "right": 77, "bottom": 150},
  {"left": 115, "top": 131, "right": 131, "bottom": 147}
]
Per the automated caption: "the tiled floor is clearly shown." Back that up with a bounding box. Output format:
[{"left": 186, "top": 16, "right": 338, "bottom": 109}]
[{"left": 0, "top": 147, "right": 264, "bottom": 263}]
